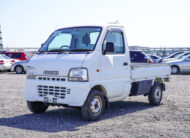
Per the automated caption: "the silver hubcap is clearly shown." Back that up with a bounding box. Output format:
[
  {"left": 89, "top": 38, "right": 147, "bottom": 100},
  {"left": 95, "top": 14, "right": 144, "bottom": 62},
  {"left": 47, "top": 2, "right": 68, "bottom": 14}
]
[
  {"left": 154, "top": 86, "right": 161, "bottom": 102},
  {"left": 90, "top": 96, "right": 102, "bottom": 116},
  {"left": 171, "top": 67, "right": 178, "bottom": 74},
  {"left": 16, "top": 66, "right": 22, "bottom": 73}
]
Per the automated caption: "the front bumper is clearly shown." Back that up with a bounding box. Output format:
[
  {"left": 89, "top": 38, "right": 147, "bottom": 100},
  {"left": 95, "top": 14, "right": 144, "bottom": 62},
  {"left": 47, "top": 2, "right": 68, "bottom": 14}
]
[
  {"left": 24, "top": 78, "right": 91, "bottom": 107},
  {"left": 10, "top": 65, "right": 15, "bottom": 72}
]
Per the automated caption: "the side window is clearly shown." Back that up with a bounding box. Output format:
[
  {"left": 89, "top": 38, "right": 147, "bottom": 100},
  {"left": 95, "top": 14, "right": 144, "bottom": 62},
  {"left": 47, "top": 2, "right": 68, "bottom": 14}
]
[
  {"left": 103, "top": 31, "right": 125, "bottom": 54},
  {"left": 14, "top": 53, "right": 21, "bottom": 58},
  {"left": 151, "top": 56, "right": 155, "bottom": 59},
  {"left": 133, "top": 52, "right": 142, "bottom": 60},
  {"left": 130, "top": 52, "right": 134, "bottom": 58},
  {"left": 5, "top": 53, "right": 11, "bottom": 58},
  {"left": 140, "top": 53, "right": 146, "bottom": 59}
]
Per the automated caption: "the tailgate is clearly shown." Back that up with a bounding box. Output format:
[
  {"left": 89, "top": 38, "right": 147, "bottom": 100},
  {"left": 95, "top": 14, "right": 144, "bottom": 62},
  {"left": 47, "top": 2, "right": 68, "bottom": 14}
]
[{"left": 131, "top": 63, "right": 171, "bottom": 81}]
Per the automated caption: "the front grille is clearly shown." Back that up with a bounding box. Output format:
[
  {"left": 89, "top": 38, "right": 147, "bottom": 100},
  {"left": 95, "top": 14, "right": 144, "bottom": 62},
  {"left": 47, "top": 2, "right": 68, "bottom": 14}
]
[
  {"left": 38, "top": 76, "right": 66, "bottom": 82},
  {"left": 38, "top": 85, "right": 68, "bottom": 99}
]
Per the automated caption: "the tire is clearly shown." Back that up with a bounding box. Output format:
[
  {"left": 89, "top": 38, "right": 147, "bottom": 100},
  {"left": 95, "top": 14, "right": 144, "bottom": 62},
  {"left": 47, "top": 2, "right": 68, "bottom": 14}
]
[
  {"left": 27, "top": 101, "right": 48, "bottom": 114},
  {"left": 148, "top": 83, "right": 163, "bottom": 106},
  {"left": 171, "top": 66, "right": 180, "bottom": 74},
  {"left": 15, "top": 66, "right": 24, "bottom": 74},
  {"left": 81, "top": 90, "right": 106, "bottom": 121}
]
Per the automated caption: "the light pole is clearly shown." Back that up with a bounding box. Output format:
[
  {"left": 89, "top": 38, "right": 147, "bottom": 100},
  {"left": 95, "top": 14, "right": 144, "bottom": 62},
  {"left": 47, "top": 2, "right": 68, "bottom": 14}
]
[{"left": 0, "top": 25, "right": 3, "bottom": 49}]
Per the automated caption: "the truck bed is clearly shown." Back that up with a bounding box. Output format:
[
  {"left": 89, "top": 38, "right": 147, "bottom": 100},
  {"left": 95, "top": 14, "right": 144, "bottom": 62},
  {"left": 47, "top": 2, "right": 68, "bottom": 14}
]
[{"left": 131, "top": 63, "right": 171, "bottom": 81}]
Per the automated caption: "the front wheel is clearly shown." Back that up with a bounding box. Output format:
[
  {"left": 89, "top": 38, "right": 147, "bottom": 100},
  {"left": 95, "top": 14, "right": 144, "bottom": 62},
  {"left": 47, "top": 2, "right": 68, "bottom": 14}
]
[
  {"left": 27, "top": 101, "right": 48, "bottom": 114},
  {"left": 15, "top": 66, "right": 24, "bottom": 74},
  {"left": 148, "top": 83, "right": 163, "bottom": 106},
  {"left": 171, "top": 66, "right": 180, "bottom": 74},
  {"left": 81, "top": 90, "right": 106, "bottom": 121}
]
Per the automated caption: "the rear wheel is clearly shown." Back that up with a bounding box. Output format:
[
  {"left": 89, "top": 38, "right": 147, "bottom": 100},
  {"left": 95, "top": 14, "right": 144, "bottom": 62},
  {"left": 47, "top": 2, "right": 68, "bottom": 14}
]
[
  {"left": 148, "top": 83, "right": 163, "bottom": 106},
  {"left": 81, "top": 90, "right": 105, "bottom": 121},
  {"left": 27, "top": 101, "right": 48, "bottom": 114},
  {"left": 171, "top": 66, "right": 180, "bottom": 74},
  {"left": 15, "top": 66, "right": 24, "bottom": 74}
]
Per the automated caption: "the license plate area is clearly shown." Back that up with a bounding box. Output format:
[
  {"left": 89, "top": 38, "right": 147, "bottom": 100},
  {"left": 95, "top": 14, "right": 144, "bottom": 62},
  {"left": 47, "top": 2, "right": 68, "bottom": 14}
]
[{"left": 44, "top": 95, "right": 57, "bottom": 103}]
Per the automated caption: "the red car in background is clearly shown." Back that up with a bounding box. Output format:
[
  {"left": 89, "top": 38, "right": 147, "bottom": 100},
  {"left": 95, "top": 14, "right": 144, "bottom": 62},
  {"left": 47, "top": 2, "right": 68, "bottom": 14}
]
[{"left": 5, "top": 52, "right": 30, "bottom": 61}]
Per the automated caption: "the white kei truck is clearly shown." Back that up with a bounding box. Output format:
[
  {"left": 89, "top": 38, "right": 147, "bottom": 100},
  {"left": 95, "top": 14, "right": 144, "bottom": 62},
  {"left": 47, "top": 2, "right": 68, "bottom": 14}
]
[{"left": 25, "top": 24, "right": 170, "bottom": 121}]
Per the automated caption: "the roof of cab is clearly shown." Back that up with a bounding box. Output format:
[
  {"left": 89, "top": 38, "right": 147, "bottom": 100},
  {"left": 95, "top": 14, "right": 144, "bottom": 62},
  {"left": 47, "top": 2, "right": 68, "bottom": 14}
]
[{"left": 54, "top": 22, "right": 124, "bottom": 30}]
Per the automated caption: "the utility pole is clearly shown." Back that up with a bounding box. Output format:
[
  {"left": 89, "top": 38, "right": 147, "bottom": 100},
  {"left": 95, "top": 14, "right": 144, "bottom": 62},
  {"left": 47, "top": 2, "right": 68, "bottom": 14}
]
[{"left": 0, "top": 25, "right": 3, "bottom": 49}]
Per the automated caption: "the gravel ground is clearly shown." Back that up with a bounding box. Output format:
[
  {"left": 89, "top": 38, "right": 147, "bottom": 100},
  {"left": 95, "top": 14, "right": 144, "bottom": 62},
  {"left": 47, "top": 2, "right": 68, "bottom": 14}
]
[{"left": 0, "top": 72, "right": 190, "bottom": 138}]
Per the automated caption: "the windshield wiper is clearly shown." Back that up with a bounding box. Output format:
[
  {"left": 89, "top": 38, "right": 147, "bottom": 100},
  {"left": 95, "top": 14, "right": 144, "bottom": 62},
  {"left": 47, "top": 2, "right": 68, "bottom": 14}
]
[
  {"left": 70, "top": 49, "right": 92, "bottom": 52},
  {"left": 36, "top": 51, "right": 48, "bottom": 54},
  {"left": 47, "top": 49, "right": 70, "bottom": 54},
  {"left": 48, "top": 49, "right": 62, "bottom": 52},
  {"left": 37, "top": 49, "right": 92, "bottom": 54},
  {"left": 37, "top": 49, "right": 70, "bottom": 54},
  {"left": 37, "top": 49, "right": 60, "bottom": 54}
]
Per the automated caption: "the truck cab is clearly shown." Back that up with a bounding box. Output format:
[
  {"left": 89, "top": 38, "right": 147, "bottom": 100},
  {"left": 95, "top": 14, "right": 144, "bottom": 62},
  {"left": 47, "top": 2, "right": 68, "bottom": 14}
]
[{"left": 25, "top": 24, "right": 170, "bottom": 121}]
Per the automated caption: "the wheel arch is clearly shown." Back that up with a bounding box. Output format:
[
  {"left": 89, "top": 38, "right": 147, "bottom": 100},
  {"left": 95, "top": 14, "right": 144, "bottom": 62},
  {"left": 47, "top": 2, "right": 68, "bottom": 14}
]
[
  {"left": 14, "top": 65, "right": 24, "bottom": 71},
  {"left": 154, "top": 78, "right": 165, "bottom": 91},
  {"left": 91, "top": 85, "right": 107, "bottom": 96},
  {"left": 90, "top": 85, "right": 109, "bottom": 109}
]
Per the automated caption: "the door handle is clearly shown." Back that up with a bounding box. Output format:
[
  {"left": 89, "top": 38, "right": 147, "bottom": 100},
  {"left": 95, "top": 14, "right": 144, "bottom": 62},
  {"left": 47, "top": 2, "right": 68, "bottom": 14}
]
[{"left": 123, "top": 62, "right": 128, "bottom": 66}]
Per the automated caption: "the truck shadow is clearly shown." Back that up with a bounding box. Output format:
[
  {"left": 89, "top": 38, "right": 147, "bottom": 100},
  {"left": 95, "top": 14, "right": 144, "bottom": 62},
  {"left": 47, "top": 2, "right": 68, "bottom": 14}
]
[
  {"left": 179, "top": 72, "right": 190, "bottom": 75},
  {"left": 173, "top": 72, "right": 190, "bottom": 75},
  {"left": 0, "top": 101, "right": 158, "bottom": 132}
]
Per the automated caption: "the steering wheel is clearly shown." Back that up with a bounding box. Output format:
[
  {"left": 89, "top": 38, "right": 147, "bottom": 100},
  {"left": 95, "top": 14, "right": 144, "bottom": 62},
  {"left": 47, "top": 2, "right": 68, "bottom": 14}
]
[{"left": 60, "top": 45, "right": 70, "bottom": 50}]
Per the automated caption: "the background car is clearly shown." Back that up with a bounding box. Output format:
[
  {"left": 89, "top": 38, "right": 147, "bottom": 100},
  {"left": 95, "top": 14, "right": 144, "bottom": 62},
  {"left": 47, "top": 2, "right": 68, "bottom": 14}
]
[
  {"left": 130, "top": 51, "right": 152, "bottom": 63},
  {"left": 162, "top": 52, "right": 190, "bottom": 62},
  {"left": 150, "top": 55, "right": 162, "bottom": 63},
  {"left": 5, "top": 52, "right": 30, "bottom": 61},
  {"left": 11, "top": 60, "right": 29, "bottom": 74},
  {"left": 166, "top": 55, "right": 190, "bottom": 74},
  {"left": 162, "top": 52, "right": 184, "bottom": 60},
  {"left": 0, "top": 50, "right": 7, "bottom": 54},
  {"left": 0, "top": 54, "right": 18, "bottom": 71}
]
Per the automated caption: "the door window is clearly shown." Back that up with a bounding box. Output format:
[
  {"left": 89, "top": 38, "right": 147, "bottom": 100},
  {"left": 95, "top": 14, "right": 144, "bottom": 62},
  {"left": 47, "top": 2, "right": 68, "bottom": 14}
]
[
  {"left": 103, "top": 31, "right": 125, "bottom": 54},
  {"left": 130, "top": 51, "right": 145, "bottom": 62},
  {"left": 6, "top": 53, "right": 21, "bottom": 59}
]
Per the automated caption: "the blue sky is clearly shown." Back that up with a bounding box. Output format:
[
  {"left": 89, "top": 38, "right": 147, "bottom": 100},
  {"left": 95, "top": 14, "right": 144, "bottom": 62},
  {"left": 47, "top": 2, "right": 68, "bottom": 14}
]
[{"left": 0, "top": 0, "right": 190, "bottom": 48}]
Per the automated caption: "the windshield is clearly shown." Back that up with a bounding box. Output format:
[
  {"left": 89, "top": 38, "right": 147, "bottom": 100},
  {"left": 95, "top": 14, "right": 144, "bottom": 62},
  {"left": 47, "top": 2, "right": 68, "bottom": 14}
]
[
  {"left": 184, "top": 56, "right": 190, "bottom": 61},
  {"left": 39, "top": 27, "right": 102, "bottom": 53},
  {"left": 168, "top": 52, "right": 183, "bottom": 58},
  {"left": 177, "top": 53, "right": 190, "bottom": 59}
]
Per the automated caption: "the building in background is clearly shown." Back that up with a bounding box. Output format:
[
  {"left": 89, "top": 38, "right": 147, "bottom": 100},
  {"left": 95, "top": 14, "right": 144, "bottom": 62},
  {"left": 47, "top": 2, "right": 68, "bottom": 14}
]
[{"left": 0, "top": 25, "right": 3, "bottom": 49}]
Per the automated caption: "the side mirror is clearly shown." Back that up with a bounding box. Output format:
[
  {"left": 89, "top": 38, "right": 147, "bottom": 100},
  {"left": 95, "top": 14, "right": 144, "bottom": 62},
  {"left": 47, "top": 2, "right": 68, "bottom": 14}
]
[{"left": 104, "top": 42, "right": 114, "bottom": 54}]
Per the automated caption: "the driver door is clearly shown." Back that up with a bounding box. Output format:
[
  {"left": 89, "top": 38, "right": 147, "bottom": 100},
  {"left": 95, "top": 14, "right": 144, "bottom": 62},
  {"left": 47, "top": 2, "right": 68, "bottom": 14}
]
[{"left": 100, "top": 28, "right": 131, "bottom": 98}]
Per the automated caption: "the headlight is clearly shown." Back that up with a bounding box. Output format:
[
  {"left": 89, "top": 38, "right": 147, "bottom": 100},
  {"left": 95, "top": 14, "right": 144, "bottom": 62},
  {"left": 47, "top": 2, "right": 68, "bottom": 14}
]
[
  {"left": 68, "top": 68, "right": 88, "bottom": 81},
  {"left": 26, "top": 66, "right": 36, "bottom": 79}
]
